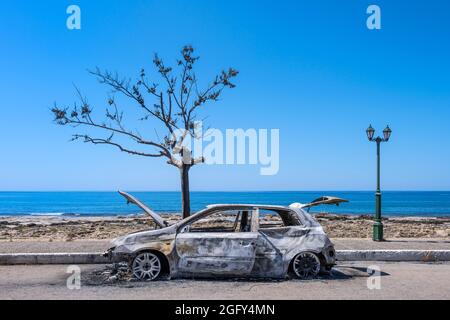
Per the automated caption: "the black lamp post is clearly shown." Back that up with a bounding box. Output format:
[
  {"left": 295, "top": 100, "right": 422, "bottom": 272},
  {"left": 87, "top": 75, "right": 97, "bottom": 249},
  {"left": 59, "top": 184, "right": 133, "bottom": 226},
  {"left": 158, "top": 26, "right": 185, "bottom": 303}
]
[{"left": 366, "top": 125, "right": 392, "bottom": 241}]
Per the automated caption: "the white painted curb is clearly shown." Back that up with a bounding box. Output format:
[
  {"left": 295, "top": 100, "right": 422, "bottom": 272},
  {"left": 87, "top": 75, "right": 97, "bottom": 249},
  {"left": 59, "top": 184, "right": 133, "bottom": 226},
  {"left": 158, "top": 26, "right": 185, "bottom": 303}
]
[
  {"left": 0, "top": 253, "right": 109, "bottom": 265},
  {"left": 337, "top": 250, "right": 450, "bottom": 262},
  {"left": 1, "top": 250, "right": 450, "bottom": 265}
]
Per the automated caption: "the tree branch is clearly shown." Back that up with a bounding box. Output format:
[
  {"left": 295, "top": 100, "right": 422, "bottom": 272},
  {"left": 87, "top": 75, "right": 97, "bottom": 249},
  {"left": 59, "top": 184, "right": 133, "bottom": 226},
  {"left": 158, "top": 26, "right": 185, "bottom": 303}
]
[
  {"left": 73, "top": 135, "right": 166, "bottom": 158},
  {"left": 52, "top": 45, "right": 239, "bottom": 172}
]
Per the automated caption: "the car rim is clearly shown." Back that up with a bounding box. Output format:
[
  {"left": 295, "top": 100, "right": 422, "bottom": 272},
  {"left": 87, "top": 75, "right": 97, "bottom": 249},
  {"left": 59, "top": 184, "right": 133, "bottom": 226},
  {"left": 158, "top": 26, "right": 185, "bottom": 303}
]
[
  {"left": 293, "top": 252, "right": 321, "bottom": 279},
  {"left": 132, "top": 252, "right": 161, "bottom": 280}
]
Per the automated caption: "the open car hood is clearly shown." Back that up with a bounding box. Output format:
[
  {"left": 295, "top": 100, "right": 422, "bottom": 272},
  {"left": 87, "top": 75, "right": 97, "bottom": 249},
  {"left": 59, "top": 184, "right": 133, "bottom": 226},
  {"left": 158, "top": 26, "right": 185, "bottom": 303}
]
[{"left": 118, "top": 191, "right": 168, "bottom": 228}]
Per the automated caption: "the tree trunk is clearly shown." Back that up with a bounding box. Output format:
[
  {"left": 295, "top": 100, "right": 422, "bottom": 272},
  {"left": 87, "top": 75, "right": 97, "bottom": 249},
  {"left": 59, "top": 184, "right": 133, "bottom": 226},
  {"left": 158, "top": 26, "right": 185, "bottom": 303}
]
[{"left": 180, "top": 164, "right": 191, "bottom": 219}]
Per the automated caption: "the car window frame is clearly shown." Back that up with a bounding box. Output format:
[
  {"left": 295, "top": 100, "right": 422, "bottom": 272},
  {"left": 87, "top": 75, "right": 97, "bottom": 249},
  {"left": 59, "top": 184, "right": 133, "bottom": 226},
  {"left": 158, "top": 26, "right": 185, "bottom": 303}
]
[
  {"left": 255, "top": 208, "right": 303, "bottom": 231},
  {"left": 251, "top": 208, "right": 259, "bottom": 232},
  {"left": 178, "top": 207, "right": 258, "bottom": 234}
]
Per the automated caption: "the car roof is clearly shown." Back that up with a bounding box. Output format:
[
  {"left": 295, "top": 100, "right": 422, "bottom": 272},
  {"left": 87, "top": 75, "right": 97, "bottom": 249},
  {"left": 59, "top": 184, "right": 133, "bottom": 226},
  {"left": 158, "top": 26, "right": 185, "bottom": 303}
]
[
  {"left": 177, "top": 203, "right": 321, "bottom": 229},
  {"left": 205, "top": 204, "right": 291, "bottom": 211}
]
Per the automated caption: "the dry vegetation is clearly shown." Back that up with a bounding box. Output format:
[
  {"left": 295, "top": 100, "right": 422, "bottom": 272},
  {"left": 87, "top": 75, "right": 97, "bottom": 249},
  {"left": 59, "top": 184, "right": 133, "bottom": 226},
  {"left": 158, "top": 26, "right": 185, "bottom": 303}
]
[{"left": 0, "top": 213, "right": 449, "bottom": 242}]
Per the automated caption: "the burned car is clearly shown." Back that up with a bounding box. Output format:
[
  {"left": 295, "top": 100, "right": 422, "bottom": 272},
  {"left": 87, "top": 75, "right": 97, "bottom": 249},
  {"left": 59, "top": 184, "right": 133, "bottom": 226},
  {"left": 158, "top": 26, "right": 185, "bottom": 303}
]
[{"left": 105, "top": 191, "right": 345, "bottom": 281}]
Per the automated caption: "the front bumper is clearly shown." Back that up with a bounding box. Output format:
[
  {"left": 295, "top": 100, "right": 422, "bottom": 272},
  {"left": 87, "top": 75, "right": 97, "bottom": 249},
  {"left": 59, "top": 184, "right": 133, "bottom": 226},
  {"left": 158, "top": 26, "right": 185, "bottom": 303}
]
[
  {"left": 103, "top": 247, "right": 133, "bottom": 263},
  {"left": 103, "top": 247, "right": 115, "bottom": 259}
]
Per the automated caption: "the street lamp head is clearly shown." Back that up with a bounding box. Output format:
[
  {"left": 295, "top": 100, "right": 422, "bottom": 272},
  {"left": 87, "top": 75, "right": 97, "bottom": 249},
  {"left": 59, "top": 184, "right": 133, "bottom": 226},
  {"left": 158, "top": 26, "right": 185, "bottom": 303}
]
[
  {"left": 383, "top": 125, "right": 392, "bottom": 141},
  {"left": 366, "top": 125, "right": 375, "bottom": 141}
]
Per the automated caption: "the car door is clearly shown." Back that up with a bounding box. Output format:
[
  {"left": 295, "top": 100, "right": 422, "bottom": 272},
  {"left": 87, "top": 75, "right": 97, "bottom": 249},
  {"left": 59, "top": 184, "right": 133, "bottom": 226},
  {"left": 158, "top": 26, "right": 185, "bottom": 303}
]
[
  {"left": 175, "top": 210, "right": 258, "bottom": 276},
  {"left": 251, "top": 208, "right": 285, "bottom": 277}
]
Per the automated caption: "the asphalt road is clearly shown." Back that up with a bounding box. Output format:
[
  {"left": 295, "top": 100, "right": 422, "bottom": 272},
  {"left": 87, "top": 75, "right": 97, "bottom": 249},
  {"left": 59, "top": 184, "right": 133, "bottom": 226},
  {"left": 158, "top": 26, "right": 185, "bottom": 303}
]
[{"left": 0, "top": 261, "right": 449, "bottom": 300}]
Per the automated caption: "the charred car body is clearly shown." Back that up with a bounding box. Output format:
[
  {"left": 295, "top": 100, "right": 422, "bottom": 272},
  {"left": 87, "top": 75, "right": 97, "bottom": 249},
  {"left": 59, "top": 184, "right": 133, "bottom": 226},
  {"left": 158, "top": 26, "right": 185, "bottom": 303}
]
[{"left": 105, "top": 192, "right": 346, "bottom": 281}]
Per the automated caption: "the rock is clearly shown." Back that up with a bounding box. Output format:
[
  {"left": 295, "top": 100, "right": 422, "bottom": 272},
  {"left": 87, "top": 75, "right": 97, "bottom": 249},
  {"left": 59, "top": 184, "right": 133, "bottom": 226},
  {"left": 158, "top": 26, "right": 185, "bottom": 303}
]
[{"left": 435, "top": 229, "right": 449, "bottom": 237}]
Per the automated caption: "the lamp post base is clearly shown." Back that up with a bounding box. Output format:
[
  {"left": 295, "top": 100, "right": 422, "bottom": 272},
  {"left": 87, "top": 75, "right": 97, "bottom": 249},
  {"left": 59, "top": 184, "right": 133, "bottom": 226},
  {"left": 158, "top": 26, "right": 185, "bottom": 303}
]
[{"left": 373, "top": 222, "right": 384, "bottom": 242}]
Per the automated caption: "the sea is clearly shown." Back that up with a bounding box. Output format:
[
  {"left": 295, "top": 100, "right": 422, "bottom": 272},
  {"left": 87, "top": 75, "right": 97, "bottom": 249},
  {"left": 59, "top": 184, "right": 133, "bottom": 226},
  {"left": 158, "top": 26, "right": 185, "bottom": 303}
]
[{"left": 0, "top": 191, "right": 449, "bottom": 217}]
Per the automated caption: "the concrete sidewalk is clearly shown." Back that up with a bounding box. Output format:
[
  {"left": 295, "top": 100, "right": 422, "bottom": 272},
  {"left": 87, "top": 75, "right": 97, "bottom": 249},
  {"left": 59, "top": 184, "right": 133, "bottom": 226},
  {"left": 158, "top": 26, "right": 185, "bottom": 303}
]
[{"left": 0, "top": 238, "right": 448, "bottom": 254}]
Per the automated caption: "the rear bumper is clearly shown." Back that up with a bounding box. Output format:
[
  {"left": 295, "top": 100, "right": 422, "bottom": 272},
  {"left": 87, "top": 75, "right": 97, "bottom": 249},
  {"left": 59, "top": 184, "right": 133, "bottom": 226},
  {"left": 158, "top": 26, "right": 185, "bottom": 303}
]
[{"left": 321, "top": 245, "right": 337, "bottom": 266}]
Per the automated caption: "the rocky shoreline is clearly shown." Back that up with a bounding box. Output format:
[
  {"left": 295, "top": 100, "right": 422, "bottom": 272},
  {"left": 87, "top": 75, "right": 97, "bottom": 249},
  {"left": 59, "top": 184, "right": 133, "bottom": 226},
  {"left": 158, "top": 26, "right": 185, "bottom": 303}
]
[{"left": 0, "top": 214, "right": 449, "bottom": 241}]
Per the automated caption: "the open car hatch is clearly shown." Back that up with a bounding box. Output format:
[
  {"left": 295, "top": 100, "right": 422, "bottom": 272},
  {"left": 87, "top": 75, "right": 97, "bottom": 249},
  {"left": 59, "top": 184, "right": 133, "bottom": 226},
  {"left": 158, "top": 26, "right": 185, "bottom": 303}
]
[
  {"left": 290, "top": 196, "right": 349, "bottom": 211},
  {"left": 300, "top": 196, "right": 349, "bottom": 209},
  {"left": 118, "top": 191, "right": 168, "bottom": 228}
]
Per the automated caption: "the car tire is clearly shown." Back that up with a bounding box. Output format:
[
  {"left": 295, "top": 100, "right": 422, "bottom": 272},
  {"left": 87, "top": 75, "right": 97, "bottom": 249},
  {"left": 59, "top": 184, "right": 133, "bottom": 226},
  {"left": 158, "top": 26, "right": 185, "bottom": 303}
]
[
  {"left": 291, "top": 252, "right": 321, "bottom": 280},
  {"left": 132, "top": 252, "right": 162, "bottom": 281}
]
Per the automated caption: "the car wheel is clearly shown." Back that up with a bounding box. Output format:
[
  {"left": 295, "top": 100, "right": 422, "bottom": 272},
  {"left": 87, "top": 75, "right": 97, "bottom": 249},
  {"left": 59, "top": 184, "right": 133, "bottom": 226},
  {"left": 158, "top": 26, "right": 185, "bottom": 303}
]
[
  {"left": 292, "top": 252, "right": 321, "bottom": 280},
  {"left": 132, "top": 252, "right": 162, "bottom": 281}
]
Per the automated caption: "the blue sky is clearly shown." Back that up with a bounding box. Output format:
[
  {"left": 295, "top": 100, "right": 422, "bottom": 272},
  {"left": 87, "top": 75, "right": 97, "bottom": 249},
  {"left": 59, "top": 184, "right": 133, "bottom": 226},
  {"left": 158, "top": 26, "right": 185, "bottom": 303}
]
[{"left": 1, "top": 0, "right": 450, "bottom": 191}]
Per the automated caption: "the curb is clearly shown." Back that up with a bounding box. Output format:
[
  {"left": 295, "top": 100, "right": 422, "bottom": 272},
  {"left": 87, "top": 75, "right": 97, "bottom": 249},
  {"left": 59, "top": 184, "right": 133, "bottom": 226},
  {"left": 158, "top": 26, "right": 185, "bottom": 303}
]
[
  {"left": 337, "top": 250, "right": 450, "bottom": 262},
  {"left": 1, "top": 250, "right": 450, "bottom": 265},
  {"left": 0, "top": 253, "right": 109, "bottom": 265}
]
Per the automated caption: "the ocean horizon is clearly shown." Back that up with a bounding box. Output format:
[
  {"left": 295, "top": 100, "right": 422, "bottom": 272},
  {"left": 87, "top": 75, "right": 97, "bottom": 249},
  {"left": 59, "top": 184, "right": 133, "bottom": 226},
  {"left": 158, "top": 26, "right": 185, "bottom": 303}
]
[{"left": 1, "top": 191, "right": 450, "bottom": 217}]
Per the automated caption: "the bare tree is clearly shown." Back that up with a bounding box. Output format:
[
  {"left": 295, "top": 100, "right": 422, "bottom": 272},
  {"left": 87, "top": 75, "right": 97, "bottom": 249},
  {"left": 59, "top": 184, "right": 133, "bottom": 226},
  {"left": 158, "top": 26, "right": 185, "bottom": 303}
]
[{"left": 52, "top": 46, "right": 238, "bottom": 218}]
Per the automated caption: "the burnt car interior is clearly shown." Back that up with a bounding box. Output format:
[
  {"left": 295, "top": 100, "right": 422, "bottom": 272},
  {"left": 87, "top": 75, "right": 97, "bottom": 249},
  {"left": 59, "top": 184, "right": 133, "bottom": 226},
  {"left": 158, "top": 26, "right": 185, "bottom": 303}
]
[
  {"left": 182, "top": 207, "right": 303, "bottom": 234},
  {"left": 186, "top": 210, "right": 253, "bottom": 233},
  {"left": 258, "top": 209, "right": 302, "bottom": 229}
]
